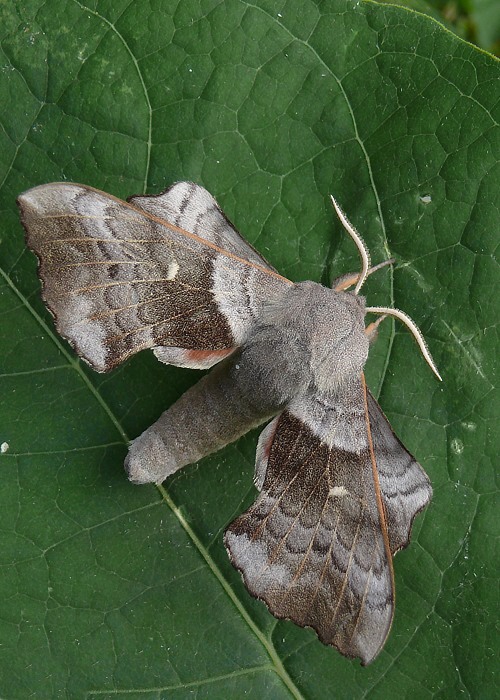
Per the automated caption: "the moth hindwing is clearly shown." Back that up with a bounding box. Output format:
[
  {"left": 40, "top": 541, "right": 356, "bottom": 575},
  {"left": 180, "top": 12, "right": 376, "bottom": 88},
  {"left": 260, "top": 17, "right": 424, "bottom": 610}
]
[{"left": 19, "top": 181, "right": 436, "bottom": 664}]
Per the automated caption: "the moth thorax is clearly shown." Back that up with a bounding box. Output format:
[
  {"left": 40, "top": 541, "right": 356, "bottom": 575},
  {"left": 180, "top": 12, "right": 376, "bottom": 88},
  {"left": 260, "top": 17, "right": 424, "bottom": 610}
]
[
  {"left": 259, "top": 281, "right": 369, "bottom": 390},
  {"left": 307, "top": 287, "right": 369, "bottom": 390}
]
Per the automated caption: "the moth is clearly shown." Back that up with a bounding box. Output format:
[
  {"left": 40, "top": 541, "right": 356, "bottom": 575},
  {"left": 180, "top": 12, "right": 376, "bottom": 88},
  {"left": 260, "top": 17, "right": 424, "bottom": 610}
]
[{"left": 18, "top": 181, "right": 440, "bottom": 665}]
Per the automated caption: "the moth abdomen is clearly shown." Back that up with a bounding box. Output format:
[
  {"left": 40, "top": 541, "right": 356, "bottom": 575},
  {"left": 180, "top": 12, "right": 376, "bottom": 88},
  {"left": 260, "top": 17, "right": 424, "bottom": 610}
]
[{"left": 125, "top": 353, "right": 285, "bottom": 485}]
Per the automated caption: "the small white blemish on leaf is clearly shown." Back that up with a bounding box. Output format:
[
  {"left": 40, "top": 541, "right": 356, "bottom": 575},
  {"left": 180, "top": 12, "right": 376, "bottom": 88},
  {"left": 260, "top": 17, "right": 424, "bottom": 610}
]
[
  {"left": 167, "top": 259, "right": 179, "bottom": 280},
  {"left": 1, "top": 442, "right": 9, "bottom": 453},
  {"left": 329, "top": 485, "right": 349, "bottom": 498},
  {"left": 77, "top": 44, "right": 89, "bottom": 61},
  {"left": 420, "top": 194, "right": 432, "bottom": 204},
  {"left": 450, "top": 438, "right": 464, "bottom": 455}
]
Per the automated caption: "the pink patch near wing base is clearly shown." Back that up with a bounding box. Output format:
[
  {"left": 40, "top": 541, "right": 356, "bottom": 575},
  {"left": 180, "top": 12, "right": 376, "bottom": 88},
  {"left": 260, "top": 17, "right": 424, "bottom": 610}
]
[{"left": 153, "top": 346, "right": 235, "bottom": 369}]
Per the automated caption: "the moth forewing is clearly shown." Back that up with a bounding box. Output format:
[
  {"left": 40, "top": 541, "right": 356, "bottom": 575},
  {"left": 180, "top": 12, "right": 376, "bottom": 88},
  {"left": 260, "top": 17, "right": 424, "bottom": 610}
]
[{"left": 18, "top": 182, "right": 290, "bottom": 373}]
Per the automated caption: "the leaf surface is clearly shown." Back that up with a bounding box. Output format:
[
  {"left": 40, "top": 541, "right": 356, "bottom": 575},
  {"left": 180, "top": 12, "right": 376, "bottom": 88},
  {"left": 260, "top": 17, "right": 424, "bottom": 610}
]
[{"left": 0, "top": 1, "right": 498, "bottom": 697}]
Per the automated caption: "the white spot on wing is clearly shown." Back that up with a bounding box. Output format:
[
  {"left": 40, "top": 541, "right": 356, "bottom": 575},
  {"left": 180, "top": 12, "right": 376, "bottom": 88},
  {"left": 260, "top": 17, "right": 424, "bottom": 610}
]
[
  {"left": 1, "top": 442, "right": 9, "bottom": 453},
  {"left": 166, "top": 259, "right": 179, "bottom": 280},
  {"left": 329, "top": 485, "right": 349, "bottom": 498}
]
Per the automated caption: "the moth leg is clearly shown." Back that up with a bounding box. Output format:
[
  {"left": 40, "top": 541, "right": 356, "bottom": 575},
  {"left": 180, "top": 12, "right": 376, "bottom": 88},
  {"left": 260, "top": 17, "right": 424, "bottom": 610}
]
[
  {"left": 333, "top": 271, "right": 360, "bottom": 292},
  {"left": 364, "top": 314, "right": 387, "bottom": 344},
  {"left": 333, "top": 258, "right": 395, "bottom": 292}
]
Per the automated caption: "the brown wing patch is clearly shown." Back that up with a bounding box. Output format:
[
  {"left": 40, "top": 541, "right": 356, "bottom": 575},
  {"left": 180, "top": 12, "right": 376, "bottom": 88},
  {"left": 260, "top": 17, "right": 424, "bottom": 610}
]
[{"left": 225, "top": 394, "right": 395, "bottom": 665}]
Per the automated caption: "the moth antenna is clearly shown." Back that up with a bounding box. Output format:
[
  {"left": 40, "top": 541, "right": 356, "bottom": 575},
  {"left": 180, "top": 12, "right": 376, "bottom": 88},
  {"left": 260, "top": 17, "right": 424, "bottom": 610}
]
[
  {"left": 366, "top": 306, "right": 442, "bottom": 381},
  {"left": 330, "top": 195, "right": 371, "bottom": 295}
]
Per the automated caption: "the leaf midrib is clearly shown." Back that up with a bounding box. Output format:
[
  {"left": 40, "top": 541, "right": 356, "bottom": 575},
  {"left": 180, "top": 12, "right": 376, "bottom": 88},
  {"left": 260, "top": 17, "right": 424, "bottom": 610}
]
[{"left": 1, "top": 262, "right": 305, "bottom": 699}]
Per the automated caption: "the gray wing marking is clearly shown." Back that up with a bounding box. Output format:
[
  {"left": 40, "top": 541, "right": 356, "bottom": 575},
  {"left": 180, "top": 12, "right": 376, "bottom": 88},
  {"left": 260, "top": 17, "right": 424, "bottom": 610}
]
[
  {"left": 366, "top": 389, "right": 432, "bottom": 554},
  {"left": 128, "top": 181, "right": 277, "bottom": 271}
]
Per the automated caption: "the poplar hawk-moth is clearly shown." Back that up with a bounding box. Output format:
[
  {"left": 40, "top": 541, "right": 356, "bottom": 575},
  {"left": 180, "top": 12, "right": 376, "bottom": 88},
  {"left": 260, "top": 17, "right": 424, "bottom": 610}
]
[{"left": 18, "top": 181, "right": 440, "bottom": 664}]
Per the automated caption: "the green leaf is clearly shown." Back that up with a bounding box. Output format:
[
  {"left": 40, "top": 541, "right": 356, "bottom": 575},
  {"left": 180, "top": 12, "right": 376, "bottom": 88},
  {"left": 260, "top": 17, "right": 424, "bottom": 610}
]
[
  {"left": 399, "top": 0, "right": 500, "bottom": 55},
  {"left": 471, "top": 0, "right": 500, "bottom": 54},
  {"left": 1, "top": 0, "right": 498, "bottom": 697}
]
